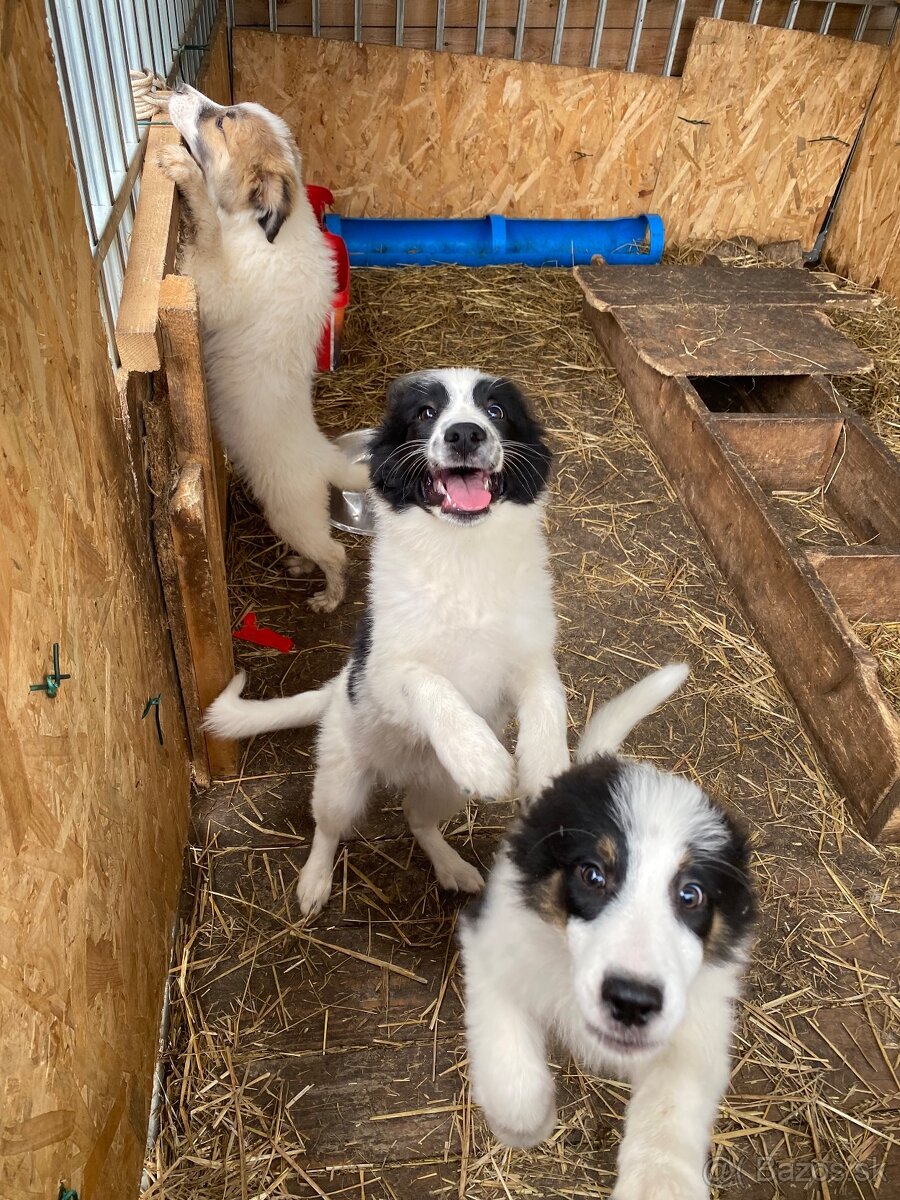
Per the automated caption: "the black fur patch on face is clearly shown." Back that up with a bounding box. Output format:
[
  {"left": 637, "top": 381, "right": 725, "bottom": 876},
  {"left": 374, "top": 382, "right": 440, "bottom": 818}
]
[
  {"left": 508, "top": 758, "right": 629, "bottom": 925},
  {"left": 346, "top": 608, "right": 373, "bottom": 704},
  {"left": 369, "top": 375, "right": 451, "bottom": 512},
  {"left": 676, "top": 812, "right": 756, "bottom": 962},
  {"left": 368, "top": 373, "right": 551, "bottom": 513},
  {"left": 471, "top": 377, "right": 551, "bottom": 505}
]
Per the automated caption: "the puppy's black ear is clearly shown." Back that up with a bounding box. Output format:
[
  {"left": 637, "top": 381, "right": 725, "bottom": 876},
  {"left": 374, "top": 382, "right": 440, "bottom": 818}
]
[
  {"left": 253, "top": 166, "right": 295, "bottom": 243},
  {"left": 386, "top": 372, "right": 425, "bottom": 411}
]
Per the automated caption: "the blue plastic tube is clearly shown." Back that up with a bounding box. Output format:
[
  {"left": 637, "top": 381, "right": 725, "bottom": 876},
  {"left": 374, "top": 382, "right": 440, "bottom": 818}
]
[{"left": 323, "top": 213, "right": 664, "bottom": 267}]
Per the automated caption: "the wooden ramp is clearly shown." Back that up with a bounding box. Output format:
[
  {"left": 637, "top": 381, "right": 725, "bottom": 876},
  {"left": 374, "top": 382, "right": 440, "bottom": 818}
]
[{"left": 576, "top": 263, "right": 900, "bottom": 842}]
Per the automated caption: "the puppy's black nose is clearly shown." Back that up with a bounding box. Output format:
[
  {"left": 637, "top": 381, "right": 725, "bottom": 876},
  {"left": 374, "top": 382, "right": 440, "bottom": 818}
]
[
  {"left": 601, "top": 975, "right": 664, "bottom": 1027},
  {"left": 444, "top": 422, "right": 486, "bottom": 453}
]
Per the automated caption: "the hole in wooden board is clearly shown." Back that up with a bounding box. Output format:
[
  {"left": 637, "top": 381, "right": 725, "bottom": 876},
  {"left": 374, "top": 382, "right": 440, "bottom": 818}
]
[{"left": 688, "top": 375, "right": 834, "bottom": 415}]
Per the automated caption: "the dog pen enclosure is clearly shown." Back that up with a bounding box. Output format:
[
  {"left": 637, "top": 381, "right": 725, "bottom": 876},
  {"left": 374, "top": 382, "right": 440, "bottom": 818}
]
[{"left": 2, "top": 0, "right": 900, "bottom": 1197}]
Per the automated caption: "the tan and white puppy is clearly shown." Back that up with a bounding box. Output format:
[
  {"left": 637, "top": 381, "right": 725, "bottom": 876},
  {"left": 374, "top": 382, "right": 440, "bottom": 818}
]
[{"left": 158, "top": 84, "right": 367, "bottom": 611}]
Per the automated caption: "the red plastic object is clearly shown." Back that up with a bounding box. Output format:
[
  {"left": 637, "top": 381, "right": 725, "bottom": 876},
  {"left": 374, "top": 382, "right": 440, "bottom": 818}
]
[
  {"left": 306, "top": 185, "right": 350, "bottom": 373},
  {"left": 232, "top": 613, "right": 295, "bottom": 654},
  {"left": 306, "top": 184, "right": 334, "bottom": 225}
]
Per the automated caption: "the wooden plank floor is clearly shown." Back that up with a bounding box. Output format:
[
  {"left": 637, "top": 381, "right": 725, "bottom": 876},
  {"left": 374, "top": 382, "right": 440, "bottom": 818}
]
[{"left": 154, "top": 268, "right": 900, "bottom": 1200}]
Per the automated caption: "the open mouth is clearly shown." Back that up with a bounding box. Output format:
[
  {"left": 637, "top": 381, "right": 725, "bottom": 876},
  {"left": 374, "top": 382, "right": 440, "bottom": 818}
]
[{"left": 425, "top": 468, "right": 501, "bottom": 516}]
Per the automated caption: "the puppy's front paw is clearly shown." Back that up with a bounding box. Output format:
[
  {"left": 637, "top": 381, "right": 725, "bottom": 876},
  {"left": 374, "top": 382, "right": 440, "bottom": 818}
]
[
  {"left": 613, "top": 1165, "right": 708, "bottom": 1200},
  {"left": 453, "top": 733, "right": 515, "bottom": 803},
  {"left": 308, "top": 588, "right": 341, "bottom": 613},
  {"left": 296, "top": 863, "right": 332, "bottom": 917},
  {"left": 487, "top": 1101, "right": 557, "bottom": 1150},
  {"left": 156, "top": 143, "right": 201, "bottom": 187}
]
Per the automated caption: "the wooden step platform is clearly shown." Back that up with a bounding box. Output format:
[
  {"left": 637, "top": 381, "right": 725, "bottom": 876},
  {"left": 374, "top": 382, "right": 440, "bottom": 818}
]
[{"left": 576, "top": 263, "right": 900, "bottom": 842}]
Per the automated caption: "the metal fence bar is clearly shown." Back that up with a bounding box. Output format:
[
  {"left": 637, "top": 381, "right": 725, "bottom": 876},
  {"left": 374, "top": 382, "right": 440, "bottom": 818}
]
[
  {"left": 354, "top": 0, "right": 363, "bottom": 40},
  {"left": 890, "top": 4, "right": 899, "bottom": 42},
  {"left": 46, "top": 0, "right": 97, "bottom": 241},
  {"left": 435, "top": 0, "right": 446, "bottom": 48},
  {"left": 625, "top": 0, "right": 647, "bottom": 71},
  {"left": 818, "top": 2, "right": 835, "bottom": 33},
  {"left": 587, "top": 0, "right": 607, "bottom": 67},
  {"left": 395, "top": 0, "right": 405, "bottom": 44},
  {"left": 551, "top": 0, "right": 567, "bottom": 63},
  {"left": 852, "top": 4, "right": 871, "bottom": 38},
  {"left": 311, "top": 0, "right": 321, "bottom": 35},
  {"left": 662, "top": 0, "right": 686, "bottom": 74},
  {"left": 783, "top": 0, "right": 801, "bottom": 27},
  {"left": 513, "top": 0, "right": 528, "bottom": 58},
  {"left": 268, "top": 0, "right": 277, "bottom": 32},
  {"left": 712, "top": 0, "right": 725, "bottom": 17},
  {"left": 747, "top": 0, "right": 763, "bottom": 24},
  {"left": 475, "top": 0, "right": 488, "bottom": 53}
]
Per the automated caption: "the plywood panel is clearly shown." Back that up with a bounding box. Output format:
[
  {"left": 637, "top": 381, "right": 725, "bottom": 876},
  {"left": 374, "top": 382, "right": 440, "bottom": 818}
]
[
  {"left": 201, "top": 4, "right": 233, "bottom": 104},
  {"left": 651, "top": 18, "right": 885, "bottom": 250},
  {"left": 233, "top": 32, "right": 680, "bottom": 217},
  {"left": 0, "top": 2, "right": 191, "bottom": 1198},
  {"left": 825, "top": 34, "right": 900, "bottom": 299}
]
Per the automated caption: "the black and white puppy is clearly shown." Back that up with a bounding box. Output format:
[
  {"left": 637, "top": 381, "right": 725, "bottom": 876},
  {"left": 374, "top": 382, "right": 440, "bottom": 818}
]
[
  {"left": 460, "top": 665, "right": 755, "bottom": 1200},
  {"left": 205, "top": 368, "right": 570, "bottom": 915}
]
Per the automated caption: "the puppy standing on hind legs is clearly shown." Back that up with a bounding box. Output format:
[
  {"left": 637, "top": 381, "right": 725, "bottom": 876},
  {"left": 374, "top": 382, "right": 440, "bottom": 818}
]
[
  {"left": 205, "top": 368, "right": 571, "bottom": 915},
  {"left": 460, "top": 665, "right": 756, "bottom": 1199},
  {"left": 157, "top": 84, "right": 369, "bottom": 611}
]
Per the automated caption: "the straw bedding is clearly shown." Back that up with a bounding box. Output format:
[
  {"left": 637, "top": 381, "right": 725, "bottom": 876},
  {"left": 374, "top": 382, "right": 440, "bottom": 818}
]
[{"left": 144, "top": 267, "right": 900, "bottom": 1200}]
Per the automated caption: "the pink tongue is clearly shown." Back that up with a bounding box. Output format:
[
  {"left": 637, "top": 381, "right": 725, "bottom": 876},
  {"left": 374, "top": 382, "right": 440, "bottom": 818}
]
[{"left": 443, "top": 471, "right": 492, "bottom": 512}]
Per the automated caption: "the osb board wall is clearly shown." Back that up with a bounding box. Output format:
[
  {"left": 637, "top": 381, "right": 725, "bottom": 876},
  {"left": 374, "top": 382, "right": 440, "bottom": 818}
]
[
  {"left": 203, "top": 5, "right": 233, "bottom": 104},
  {"left": 825, "top": 34, "right": 900, "bottom": 300},
  {"left": 233, "top": 0, "right": 895, "bottom": 76},
  {"left": 650, "top": 19, "right": 885, "bottom": 250},
  {"left": 233, "top": 32, "right": 681, "bottom": 217},
  {"left": 0, "top": 1, "right": 190, "bottom": 1197}
]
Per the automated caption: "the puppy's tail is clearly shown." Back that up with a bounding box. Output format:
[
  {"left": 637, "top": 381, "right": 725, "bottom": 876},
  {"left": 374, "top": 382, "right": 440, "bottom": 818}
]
[
  {"left": 203, "top": 672, "right": 332, "bottom": 739},
  {"left": 576, "top": 664, "right": 689, "bottom": 763}
]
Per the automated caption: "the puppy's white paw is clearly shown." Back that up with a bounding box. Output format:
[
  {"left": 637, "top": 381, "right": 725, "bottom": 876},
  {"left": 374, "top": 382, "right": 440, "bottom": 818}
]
[
  {"left": 452, "top": 733, "right": 515, "bottom": 803},
  {"left": 613, "top": 1166, "right": 708, "bottom": 1200},
  {"left": 308, "top": 588, "right": 341, "bottom": 613},
  {"left": 340, "top": 462, "right": 371, "bottom": 492},
  {"left": 296, "top": 865, "right": 332, "bottom": 916},
  {"left": 488, "top": 1102, "right": 557, "bottom": 1150},
  {"left": 284, "top": 554, "right": 314, "bottom": 577},
  {"left": 434, "top": 855, "right": 484, "bottom": 895},
  {"left": 156, "top": 143, "right": 201, "bottom": 187}
]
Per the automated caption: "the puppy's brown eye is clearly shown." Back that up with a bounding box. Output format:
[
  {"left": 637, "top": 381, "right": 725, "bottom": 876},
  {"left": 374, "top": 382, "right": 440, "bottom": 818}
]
[
  {"left": 579, "top": 863, "right": 607, "bottom": 890},
  {"left": 486, "top": 403, "right": 504, "bottom": 420},
  {"left": 678, "top": 882, "right": 705, "bottom": 909},
  {"left": 418, "top": 406, "right": 436, "bottom": 421}
]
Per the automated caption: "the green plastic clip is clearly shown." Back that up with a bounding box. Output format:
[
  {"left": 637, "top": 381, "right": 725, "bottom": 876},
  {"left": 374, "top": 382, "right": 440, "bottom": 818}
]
[
  {"left": 142, "top": 694, "right": 164, "bottom": 746},
  {"left": 29, "top": 644, "right": 71, "bottom": 699}
]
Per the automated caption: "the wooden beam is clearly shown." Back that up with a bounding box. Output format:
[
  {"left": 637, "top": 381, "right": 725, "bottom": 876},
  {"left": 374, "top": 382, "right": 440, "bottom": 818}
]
[
  {"left": 807, "top": 548, "right": 900, "bottom": 623},
  {"left": 582, "top": 300, "right": 900, "bottom": 843},
  {"left": 169, "top": 464, "right": 238, "bottom": 779},
  {"left": 711, "top": 415, "right": 844, "bottom": 491},
  {"left": 825, "top": 415, "right": 900, "bottom": 546},
  {"left": 115, "top": 121, "right": 180, "bottom": 372},
  {"left": 157, "top": 274, "right": 227, "bottom": 555},
  {"left": 157, "top": 275, "right": 235, "bottom": 779}
]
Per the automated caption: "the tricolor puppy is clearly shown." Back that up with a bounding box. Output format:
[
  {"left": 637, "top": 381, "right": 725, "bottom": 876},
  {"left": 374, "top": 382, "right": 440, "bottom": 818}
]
[
  {"left": 460, "top": 665, "right": 755, "bottom": 1200},
  {"left": 158, "top": 84, "right": 367, "bottom": 611},
  {"left": 205, "top": 368, "right": 570, "bottom": 915}
]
